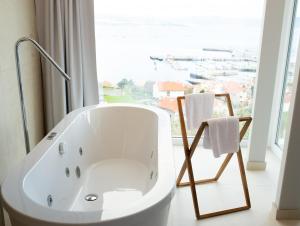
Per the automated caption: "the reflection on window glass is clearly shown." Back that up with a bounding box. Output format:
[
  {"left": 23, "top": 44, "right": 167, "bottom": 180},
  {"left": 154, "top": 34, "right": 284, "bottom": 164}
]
[
  {"left": 94, "top": 0, "right": 263, "bottom": 138},
  {"left": 276, "top": 0, "right": 300, "bottom": 149}
]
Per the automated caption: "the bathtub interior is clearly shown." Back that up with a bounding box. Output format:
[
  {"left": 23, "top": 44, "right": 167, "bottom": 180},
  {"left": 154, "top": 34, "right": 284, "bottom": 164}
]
[{"left": 23, "top": 106, "right": 159, "bottom": 212}]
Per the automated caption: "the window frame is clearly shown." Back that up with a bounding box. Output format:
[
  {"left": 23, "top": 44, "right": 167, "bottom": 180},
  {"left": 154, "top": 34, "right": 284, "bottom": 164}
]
[{"left": 269, "top": 0, "right": 298, "bottom": 158}]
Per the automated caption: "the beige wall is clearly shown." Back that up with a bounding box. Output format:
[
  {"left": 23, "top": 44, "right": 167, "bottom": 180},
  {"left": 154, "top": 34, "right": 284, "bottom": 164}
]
[{"left": 0, "top": 0, "right": 44, "bottom": 225}]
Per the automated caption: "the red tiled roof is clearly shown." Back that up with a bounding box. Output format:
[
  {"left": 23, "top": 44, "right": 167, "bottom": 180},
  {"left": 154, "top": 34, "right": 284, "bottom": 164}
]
[
  {"left": 223, "top": 81, "right": 244, "bottom": 93},
  {"left": 159, "top": 97, "right": 178, "bottom": 112},
  {"left": 158, "top": 81, "right": 191, "bottom": 91}
]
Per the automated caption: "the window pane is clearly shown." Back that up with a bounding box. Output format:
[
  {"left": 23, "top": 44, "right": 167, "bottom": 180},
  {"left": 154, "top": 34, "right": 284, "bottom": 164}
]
[
  {"left": 276, "top": 0, "right": 300, "bottom": 149},
  {"left": 94, "top": 0, "right": 263, "bottom": 138}
]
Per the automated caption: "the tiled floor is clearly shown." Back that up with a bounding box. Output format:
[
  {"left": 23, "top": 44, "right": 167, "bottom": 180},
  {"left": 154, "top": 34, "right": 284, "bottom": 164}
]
[{"left": 168, "top": 145, "right": 300, "bottom": 226}]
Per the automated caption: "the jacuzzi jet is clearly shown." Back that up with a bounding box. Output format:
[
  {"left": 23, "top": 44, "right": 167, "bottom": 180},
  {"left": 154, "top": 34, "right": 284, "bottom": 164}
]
[
  {"left": 85, "top": 194, "right": 98, "bottom": 201},
  {"left": 47, "top": 195, "right": 53, "bottom": 207},
  {"left": 75, "top": 166, "right": 81, "bottom": 178}
]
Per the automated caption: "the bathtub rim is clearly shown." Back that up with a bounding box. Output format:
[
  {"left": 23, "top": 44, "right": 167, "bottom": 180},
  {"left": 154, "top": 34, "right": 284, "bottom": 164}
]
[{"left": 1, "top": 103, "right": 175, "bottom": 224}]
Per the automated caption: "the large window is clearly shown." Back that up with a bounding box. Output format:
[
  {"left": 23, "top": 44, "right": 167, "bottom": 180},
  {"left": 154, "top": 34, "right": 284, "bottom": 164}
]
[
  {"left": 94, "top": 0, "right": 263, "bottom": 137},
  {"left": 275, "top": 0, "right": 300, "bottom": 149}
]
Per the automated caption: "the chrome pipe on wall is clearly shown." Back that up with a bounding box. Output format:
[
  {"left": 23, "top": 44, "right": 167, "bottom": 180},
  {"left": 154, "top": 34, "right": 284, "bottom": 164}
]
[{"left": 15, "top": 37, "right": 71, "bottom": 154}]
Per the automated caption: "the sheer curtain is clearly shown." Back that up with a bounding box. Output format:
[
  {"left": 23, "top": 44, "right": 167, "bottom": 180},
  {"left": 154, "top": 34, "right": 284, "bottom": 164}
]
[{"left": 35, "top": 0, "right": 99, "bottom": 131}]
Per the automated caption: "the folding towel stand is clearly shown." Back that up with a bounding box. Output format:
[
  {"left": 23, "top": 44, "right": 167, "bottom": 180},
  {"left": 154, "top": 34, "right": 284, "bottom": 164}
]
[{"left": 176, "top": 93, "right": 252, "bottom": 220}]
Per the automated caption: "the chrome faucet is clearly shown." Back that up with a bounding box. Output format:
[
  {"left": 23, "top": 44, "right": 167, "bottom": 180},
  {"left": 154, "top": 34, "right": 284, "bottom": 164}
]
[{"left": 15, "top": 37, "right": 71, "bottom": 154}]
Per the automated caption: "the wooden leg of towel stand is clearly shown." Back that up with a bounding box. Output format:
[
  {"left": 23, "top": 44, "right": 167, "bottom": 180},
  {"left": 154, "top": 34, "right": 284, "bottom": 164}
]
[
  {"left": 198, "top": 206, "right": 250, "bottom": 219},
  {"left": 177, "top": 178, "right": 216, "bottom": 187},
  {"left": 184, "top": 148, "right": 201, "bottom": 219},
  {"left": 194, "top": 151, "right": 250, "bottom": 219},
  {"left": 176, "top": 153, "right": 233, "bottom": 187},
  {"left": 182, "top": 122, "right": 252, "bottom": 219},
  {"left": 176, "top": 160, "right": 188, "bottom": 186},
  {"left": 176, "top": 123, "right": 206, "bottom": 186},
  {"left": 237, "top": 149, "right": 251, "bottom": 207},
  {"left": 184, "top": 151, "right": 250, "bottom": 220},
  {"left": 214, "top": 153, "right": 234, "bottom": 180},
  {"left": 194, "top": 126, "right": 252, "bottom": 219}
]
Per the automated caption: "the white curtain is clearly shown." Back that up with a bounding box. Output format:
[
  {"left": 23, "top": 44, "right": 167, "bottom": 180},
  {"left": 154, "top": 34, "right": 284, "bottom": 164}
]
[{"left": 35, "top": 0, "right": 99, "bottom": 131}]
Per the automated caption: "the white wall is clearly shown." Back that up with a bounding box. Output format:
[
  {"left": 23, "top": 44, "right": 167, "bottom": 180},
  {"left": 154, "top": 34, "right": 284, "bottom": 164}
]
[
  {"left": 0, "top": 0, "right": 44, "bottom": 225},
  {"left": 247, "top": 0, "right": 286, "bottom": 170},
  {"left": 275, "top": 32, "right": 300, "bottom": 219}
]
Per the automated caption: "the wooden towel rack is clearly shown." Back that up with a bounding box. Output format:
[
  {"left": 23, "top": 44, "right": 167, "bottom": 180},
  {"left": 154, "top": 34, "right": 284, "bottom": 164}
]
[{"left": 176, "top": 93, "right": 252, "bottom": 219}]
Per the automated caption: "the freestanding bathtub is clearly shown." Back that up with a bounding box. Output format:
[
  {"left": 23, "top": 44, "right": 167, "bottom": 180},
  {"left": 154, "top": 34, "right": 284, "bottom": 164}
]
[{"left": 1, "top": 104, "right": 175, "bottom": 226}]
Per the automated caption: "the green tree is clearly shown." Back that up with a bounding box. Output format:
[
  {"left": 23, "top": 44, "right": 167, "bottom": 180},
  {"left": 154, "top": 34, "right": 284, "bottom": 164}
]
[{"left": 117, "top": 79, "right": 134, "bottom": 89}]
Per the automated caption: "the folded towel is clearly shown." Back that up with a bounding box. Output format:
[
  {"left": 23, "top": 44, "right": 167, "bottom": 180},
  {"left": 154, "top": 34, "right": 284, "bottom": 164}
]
[
  {"left": 185, "top": 93, "right": 214, "bottom": 130},
  {"left": 203, "top": 116, "right": 240, "bottom": 158}
]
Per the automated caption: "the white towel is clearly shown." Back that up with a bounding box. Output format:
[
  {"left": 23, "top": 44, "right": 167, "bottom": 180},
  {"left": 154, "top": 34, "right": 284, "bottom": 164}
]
[
  {"left": 203, "top": 116, "right": 240, "bottom": 158},
  {"left": 185, "top": 93, "right": 214, "bottom": 130}
]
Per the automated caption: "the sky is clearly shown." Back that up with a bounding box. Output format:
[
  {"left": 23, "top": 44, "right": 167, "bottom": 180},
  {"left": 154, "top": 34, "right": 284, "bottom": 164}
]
[{"left": 94, "top": 0, "right": 265, "bottom": 19}]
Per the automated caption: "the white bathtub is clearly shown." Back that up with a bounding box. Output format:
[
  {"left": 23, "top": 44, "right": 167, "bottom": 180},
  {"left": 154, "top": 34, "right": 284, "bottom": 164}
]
[{"left": 1, "top": 104, "right": 175, "bottom": 226}]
